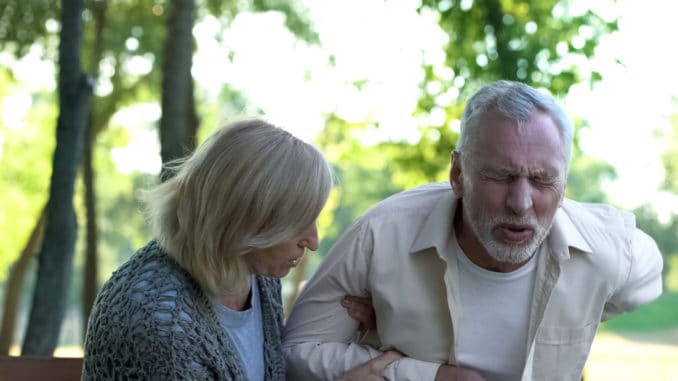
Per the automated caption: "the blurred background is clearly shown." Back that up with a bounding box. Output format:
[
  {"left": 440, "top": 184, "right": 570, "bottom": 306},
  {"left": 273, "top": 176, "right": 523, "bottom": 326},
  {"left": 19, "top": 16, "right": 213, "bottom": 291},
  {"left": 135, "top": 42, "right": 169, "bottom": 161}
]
[{"left": 0, "top": 0, "right": 677, "bottom": 379}]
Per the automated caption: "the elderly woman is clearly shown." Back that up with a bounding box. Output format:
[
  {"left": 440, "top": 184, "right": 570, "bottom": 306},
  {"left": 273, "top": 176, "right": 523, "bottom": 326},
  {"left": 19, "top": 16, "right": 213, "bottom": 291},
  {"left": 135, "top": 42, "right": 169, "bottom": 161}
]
[{"left": 82, "top": 120, "right": 398, "bottom": 380}]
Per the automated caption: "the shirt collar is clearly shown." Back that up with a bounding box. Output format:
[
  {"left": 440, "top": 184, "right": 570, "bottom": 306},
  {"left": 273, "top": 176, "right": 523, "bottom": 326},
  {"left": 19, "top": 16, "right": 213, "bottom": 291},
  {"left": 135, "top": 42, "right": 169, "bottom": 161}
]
[
  {"left": 409, "top": 191, "right": 457, "bottom": 255},
  {"left": 408, "top": 191, "right": 593, "bottom": 261},
  {"left": 546, "top": 206, "right": 592, "bottom": 261}
]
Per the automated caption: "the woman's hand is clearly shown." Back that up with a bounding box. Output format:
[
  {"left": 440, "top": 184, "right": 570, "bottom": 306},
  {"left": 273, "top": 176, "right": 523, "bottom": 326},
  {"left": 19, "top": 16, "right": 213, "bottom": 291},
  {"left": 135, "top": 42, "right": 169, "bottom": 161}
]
[
  {"left": 338, "top": 351, "right": 403, "bottom": 381},
  {"left": 341, "top": 294, "right": 377, "bottom": 330}
]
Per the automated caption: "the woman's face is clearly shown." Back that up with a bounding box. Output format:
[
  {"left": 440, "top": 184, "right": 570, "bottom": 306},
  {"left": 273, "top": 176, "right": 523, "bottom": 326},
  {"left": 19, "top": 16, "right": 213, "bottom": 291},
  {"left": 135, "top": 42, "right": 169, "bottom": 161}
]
[{"left": 245, "top": 222, "right": 319, "bottom": 278}]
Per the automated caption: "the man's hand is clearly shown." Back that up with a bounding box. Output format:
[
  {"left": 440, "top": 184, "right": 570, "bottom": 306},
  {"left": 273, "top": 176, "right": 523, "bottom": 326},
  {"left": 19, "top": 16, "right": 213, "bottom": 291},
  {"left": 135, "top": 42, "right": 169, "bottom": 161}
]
[
  {"left": 434, "top": 364, "right": 486, "bottom": 381},
  {"left": 338, "top": 350, "right": 403, "bottom": 381},
  {"left": 342, "top": 295, "right": 377, "bottom": 330}
]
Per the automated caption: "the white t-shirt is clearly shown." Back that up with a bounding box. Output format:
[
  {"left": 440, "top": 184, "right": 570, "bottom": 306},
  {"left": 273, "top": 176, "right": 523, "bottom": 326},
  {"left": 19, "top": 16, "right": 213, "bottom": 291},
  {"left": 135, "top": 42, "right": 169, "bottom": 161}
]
[
  {"left": 212, "top": 276, "right": 265, "bottom": 381},
  {"left": 454, "top": 242, "right": 539, "bottom": 381}
]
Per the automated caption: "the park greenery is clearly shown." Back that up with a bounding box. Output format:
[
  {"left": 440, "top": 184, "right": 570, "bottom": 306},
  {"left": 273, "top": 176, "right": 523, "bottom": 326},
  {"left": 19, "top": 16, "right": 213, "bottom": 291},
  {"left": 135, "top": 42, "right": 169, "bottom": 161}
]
[{"left": 0, "top": 0, "right": 677, "bottom": 354}]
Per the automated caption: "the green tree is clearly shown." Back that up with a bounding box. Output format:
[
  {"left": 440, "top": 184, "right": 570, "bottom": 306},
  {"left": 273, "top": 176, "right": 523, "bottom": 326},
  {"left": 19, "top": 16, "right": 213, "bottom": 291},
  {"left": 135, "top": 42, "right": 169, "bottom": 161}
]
[
  {"left": 0, "top": 207, "right": 46, "bottom": 354},
  {"left": 650, "top": 107, "right": 678, "bottom": 289},
  {"left": 564, "top": 122, "right": 617, "bottom": 203},
  {"left": 0, "top": 69, "right": 56, "bottom": 353},
  {"left": 314, "top": 0, "right": 619, "bottom": 253},
  {"left": 1, "top": 0, "right": 320, "bottom": 351},
  {"left": 394, "top": 0, "right": 618, "bottom": 200},
  {"left": 315, "top": 116, "right": 404, "bottom": 254},
  {"left": 661, "top": 112, "right": 678, "bottom": 194},
  {"left": 22, "top": 0, "right": 92, "bottom": 355},
  {"left": 409, "top": 0, "right": 618, "bottom": 175},
  {"left": 565, "top": 150, "right": 616, "bottom": 202},
  {"left": 632, "top": 204, "right": 678, "bottom": 290},
  {"left": 418, "top": 0, "right": 615, "bottom": 101},
  {"left": 159, "top": 0, "right": 198, "bottom": 180}
]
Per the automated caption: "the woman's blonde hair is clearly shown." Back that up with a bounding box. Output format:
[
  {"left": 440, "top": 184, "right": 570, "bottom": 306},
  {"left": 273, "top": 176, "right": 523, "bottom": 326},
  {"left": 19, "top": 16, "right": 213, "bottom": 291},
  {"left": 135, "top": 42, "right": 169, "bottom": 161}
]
[{"left": 140, "top": 119, "right": 333, "bottom": 296}]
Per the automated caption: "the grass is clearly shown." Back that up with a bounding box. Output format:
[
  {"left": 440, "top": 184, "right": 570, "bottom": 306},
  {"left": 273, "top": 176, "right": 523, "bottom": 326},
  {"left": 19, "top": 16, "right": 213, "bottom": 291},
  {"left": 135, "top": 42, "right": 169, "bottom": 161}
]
[{"left": 599, "top": 291, "right": 678, "bottom": 333}]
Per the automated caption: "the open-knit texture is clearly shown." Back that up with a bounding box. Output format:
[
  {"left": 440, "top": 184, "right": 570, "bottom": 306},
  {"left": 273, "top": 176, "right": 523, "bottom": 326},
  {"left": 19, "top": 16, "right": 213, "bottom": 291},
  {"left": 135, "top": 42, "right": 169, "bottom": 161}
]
[{"left": 82, "top": 240, "right": 285, "bottom": 380}]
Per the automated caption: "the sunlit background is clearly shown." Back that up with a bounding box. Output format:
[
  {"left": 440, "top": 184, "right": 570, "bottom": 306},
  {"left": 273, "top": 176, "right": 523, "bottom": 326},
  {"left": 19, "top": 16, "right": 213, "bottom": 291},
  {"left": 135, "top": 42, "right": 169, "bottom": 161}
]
[{"left": 1, "top": 0, "right": 677, "bottom": 379}]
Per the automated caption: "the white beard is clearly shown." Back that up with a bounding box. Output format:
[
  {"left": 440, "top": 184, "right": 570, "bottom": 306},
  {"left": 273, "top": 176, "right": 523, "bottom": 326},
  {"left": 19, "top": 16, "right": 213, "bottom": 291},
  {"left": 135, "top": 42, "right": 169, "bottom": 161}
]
[{"left": 463, "top": 199, "right": 552, "bottom": 264}]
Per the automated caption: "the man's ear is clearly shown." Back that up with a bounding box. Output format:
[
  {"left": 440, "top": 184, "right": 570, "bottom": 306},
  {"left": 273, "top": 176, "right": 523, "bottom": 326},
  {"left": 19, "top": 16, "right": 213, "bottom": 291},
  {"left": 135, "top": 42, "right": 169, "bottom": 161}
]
[{"left": 450, "top": 151, "right": 464, "bottom": 197}]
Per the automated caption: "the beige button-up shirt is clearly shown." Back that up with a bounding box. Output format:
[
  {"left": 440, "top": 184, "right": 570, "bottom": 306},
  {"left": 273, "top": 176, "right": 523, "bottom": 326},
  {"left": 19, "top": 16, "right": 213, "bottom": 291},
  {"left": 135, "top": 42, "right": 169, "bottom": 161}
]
[{"left": 283, "top": 183, "right": 663, "bottom": 381}]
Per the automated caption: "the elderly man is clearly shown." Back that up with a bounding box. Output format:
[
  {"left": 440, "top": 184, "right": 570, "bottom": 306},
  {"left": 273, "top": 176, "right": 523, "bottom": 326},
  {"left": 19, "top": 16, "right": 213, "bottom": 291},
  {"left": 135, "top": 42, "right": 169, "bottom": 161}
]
[{"left": 283, "top": 80, "right": 663, "bottom": 381}]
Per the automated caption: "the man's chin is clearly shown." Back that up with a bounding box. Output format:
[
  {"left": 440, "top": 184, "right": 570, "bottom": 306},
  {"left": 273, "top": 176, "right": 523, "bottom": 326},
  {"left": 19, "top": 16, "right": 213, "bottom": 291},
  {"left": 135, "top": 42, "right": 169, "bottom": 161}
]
[{"left": 487, "top": 242, "right": 536, "bottom": 264}]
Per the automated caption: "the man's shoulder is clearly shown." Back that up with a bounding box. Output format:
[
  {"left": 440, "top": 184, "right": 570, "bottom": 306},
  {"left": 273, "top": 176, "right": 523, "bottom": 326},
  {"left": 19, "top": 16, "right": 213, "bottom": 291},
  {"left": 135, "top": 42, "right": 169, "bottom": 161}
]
[
  {"left": 559, "top": 199, "right": 642, "bottom": 261},
  {"left": 362, "top": 182, "right": 452, "bottom": 219},
  {"left": 561, "top": 199, "right": 635, "bottom": 231}
]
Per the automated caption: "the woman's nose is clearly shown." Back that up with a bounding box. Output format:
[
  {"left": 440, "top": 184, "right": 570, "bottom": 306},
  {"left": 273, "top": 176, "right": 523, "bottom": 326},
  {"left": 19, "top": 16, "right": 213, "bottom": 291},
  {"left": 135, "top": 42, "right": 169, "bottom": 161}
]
[{"left": 301, "top": 223, "right": 319, "bottom": 251}]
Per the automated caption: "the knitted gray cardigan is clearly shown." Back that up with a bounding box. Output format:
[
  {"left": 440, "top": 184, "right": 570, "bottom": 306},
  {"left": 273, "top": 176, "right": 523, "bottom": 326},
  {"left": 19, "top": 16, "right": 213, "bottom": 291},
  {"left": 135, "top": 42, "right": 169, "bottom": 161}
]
[{"left": 82, "top": 241, "right": 286, "bottom": 380}]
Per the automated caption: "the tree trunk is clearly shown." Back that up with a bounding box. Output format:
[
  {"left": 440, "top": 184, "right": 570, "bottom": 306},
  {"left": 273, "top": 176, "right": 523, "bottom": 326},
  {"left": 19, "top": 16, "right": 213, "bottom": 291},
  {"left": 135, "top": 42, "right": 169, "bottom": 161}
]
[
  {"left": 21, "top": 0, "right": 93, "bottom": 355},
  {"left": 159, "top": 0, "right": 198, "bottom": 180},
  {"left": 82, "top": 0, "right": 108, "bottom": 339},
  {"left": 0, "top": 206, "right": 47, "bottom": 355},
  {"left": 82, "top": 111, "right": 98, "bottom": 339}
]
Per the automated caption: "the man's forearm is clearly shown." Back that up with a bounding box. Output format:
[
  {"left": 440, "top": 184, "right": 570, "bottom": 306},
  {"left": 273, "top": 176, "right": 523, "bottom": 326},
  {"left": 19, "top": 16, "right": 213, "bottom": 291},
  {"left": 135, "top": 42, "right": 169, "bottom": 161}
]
[{"left": 284, "top": 341, "right": 440, "bottom": 381}]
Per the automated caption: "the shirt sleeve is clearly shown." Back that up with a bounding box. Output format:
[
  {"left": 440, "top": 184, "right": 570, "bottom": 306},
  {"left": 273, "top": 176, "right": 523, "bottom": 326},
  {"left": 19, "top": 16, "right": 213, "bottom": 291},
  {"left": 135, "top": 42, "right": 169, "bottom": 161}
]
[
  {"left": 283, "top": 220, "right": 442, "bottom": 381},
  {"left": 602, "top": 228, "right": 663, "bottom": 321}
]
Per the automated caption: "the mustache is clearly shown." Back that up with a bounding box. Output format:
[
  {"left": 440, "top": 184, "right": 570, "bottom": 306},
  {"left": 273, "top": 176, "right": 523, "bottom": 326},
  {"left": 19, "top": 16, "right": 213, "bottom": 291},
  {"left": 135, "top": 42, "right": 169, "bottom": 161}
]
[{"left": 485, "top": 215, "right": 538, "bottom": 228}]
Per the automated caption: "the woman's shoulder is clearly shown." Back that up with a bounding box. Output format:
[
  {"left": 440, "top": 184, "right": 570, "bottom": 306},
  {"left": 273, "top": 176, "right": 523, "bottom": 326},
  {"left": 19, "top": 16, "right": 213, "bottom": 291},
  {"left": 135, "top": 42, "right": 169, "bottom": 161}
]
[
  {"left": 84, "top": 242, "right": 242, "bottom": 380},
  {"left": 90, "top": 241, "right": 212, "bottom": 334},
  {"left": 100, "top": 242, "right": 192, "bottom": 297}
]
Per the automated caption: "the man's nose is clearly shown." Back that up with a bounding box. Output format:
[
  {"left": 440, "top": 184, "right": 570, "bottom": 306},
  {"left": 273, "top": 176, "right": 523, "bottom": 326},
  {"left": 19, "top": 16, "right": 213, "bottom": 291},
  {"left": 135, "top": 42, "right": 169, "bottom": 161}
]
[{"left": 506, "top": 178, "right": 533, "bottom": 215}]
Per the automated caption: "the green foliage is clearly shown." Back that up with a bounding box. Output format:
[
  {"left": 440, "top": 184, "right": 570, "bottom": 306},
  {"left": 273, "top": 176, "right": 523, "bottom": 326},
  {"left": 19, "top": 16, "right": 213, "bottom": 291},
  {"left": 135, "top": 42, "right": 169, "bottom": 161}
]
[
  {"left": 315, "top": 1, "right": 621, "bottom": 255},
  {"left": 5, "top": 0, "right": 661, "bottom": 350},
  {"left": 92, "top": 125, "right": 155, "bottom": 264},
  {"left": 0, "top": 0, "right": 319, "bottom": 275},
  {"left": 0, "top": 69, "right": 57, "bottom": 281},
  {"left": 385, "top": 0, "right": 618, "bottom": 205},
  {"left": 196, "top": 84, "right": 255, "bottom": 143},
  {"left": 251, "top": 0, "right": 319, "bottom": 43},
  {"left": 67, "top": 125, "right": 155, "bottom": 304},
  {"left": 0, "top": 0, "right": 60, "bottom": 57},
  {"left": 381, "top": 124, "right": 459, "bottom": 189},
  {"left": 2, "top": 0, "right": 318, "bottom": 136},
  {"left": 665, "top": 256, "right": 678, "bottom": 292},
  {"left": 631, "top": 204, "right": 678, "bottom": 292},
  {"left": 417, "top": 0, "right": 616, "bottom": 104},
  {"left": 200, "top": 0, "right": 318, "bottom": 43},
  {"left": 566, "top": 131, "right": 617, "bottom": 203},
  {"left": 83, "top": 0, "right": 167, "bottom": 136},
  {"left": 632, "top": 206, "right": 678, "bottom": 258},
  {"left": 599, "top": 292, "right": 678, "bottom": 333},
  {"left": 661, "top": 112, "right": 678, "bottom": 193},
  {"left": 315, "top": 116, "right": 404, "bottom": 254}
]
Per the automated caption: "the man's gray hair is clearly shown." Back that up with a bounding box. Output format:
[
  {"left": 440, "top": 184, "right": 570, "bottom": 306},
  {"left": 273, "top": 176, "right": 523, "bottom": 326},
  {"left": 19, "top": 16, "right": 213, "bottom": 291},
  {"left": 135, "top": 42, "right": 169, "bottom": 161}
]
[{"left": 455, "top": 80, "right": 574, "bottom": 169}]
